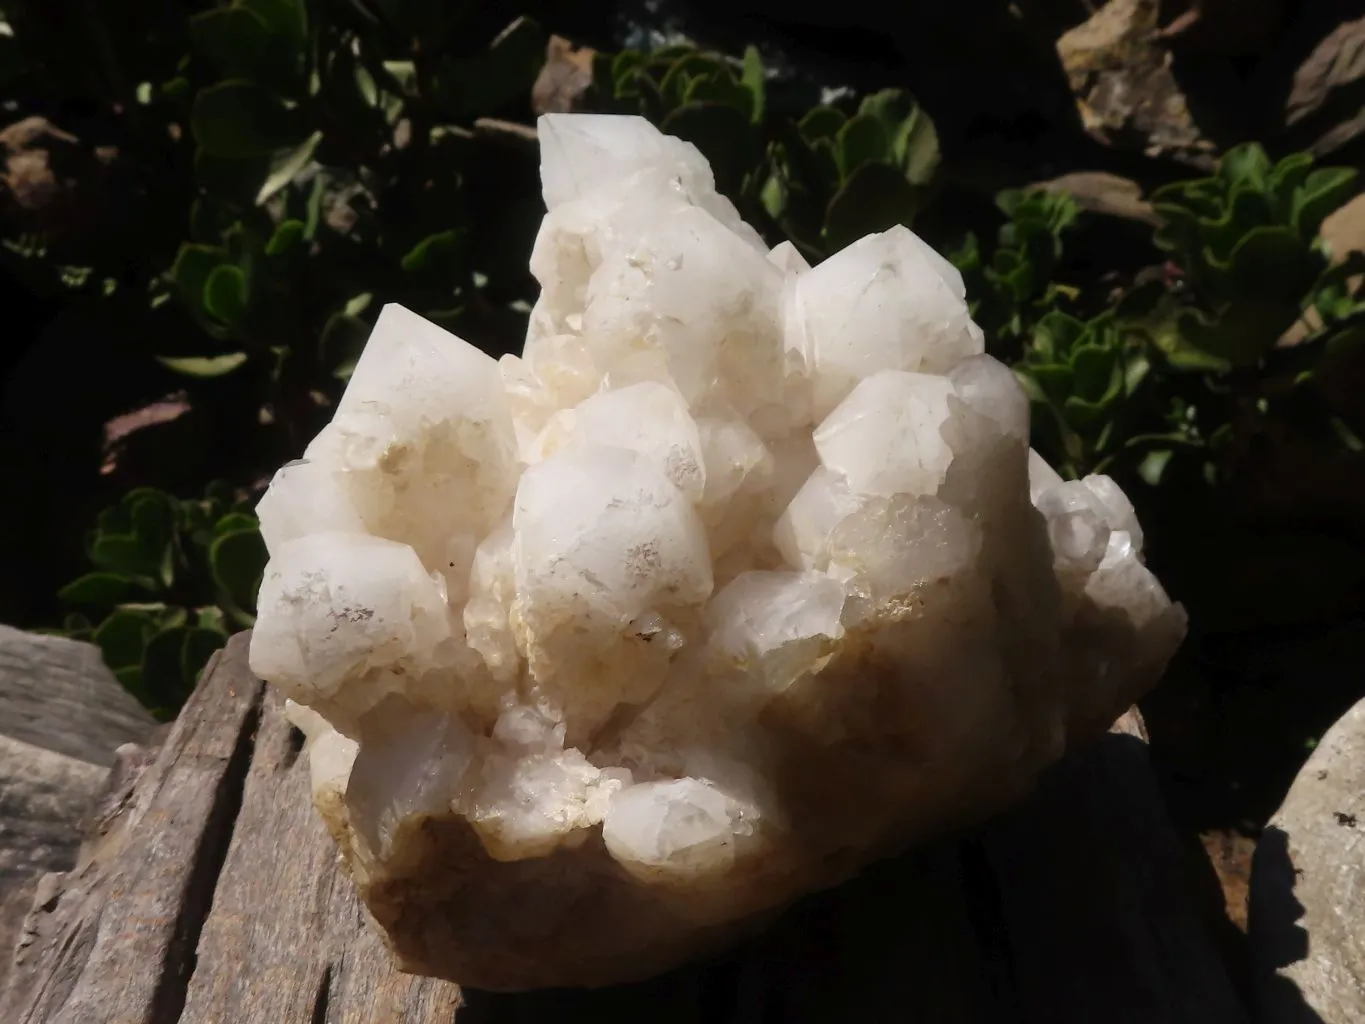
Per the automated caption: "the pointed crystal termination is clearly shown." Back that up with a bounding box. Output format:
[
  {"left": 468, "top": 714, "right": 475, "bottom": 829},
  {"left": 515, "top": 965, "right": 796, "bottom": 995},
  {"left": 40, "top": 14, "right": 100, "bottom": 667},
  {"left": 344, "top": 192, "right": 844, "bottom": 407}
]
[{"left": 249, "top": 112, "right": 1186, "bottom": 991}]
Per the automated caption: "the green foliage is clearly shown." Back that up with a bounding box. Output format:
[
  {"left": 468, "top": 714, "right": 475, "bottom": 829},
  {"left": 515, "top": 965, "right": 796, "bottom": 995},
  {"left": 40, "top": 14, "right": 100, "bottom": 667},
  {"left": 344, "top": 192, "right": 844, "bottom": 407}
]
[
  {"left": 2, "top": 0, "right": 552, "bottom": 434},
  {"left": 952, "top": 188, "right": 1081, "bottom": 347},
  {"left": 591, "top": 45, "right": 941, "bottom": 259},
  {"left": 58, "top": 485, "right": 266, "bottom": 718},
  {"left": 974, "top": 143, "right": 1365, "bottom": 483},
  {"left": 1016, "top": 309, "right": 1152, "bottom": 479},
  {"left": 1149, "top": 142, "right": 1361, "bottom": 369},
  {"left": 765, "top": 90, "right": 940, "bottom": 258},
  {"left": 12, "top": 7, "right": 1365, "bottom": 711}
]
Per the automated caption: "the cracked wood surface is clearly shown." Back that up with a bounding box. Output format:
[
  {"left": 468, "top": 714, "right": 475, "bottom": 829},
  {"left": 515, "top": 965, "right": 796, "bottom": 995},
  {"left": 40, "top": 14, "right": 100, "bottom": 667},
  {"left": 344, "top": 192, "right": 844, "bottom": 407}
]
[{"left": 1, "top": 634, "right": 1249, "bottom": 1023}]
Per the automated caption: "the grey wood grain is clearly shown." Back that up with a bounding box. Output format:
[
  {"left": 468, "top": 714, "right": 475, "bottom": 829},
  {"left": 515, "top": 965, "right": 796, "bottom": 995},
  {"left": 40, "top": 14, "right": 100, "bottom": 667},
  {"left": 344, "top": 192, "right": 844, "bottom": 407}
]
[
  {"left": 0, "top": 625, "right": 158, "bottom": 1005},
  {"left": 179, "top": 681, "right": 464, "bottom": 1024},
  {"left": 0, "top": 625, "right": 155, "bottom": 765},
  {"left": 0, "top": 634, "right": 264, "bottom": 1024},
  {"left": 1, "top": 635, "right": 1249, "bottom": 1023},
  {"left": 0, "top": 736, "right": 108, "bottom": 996}
]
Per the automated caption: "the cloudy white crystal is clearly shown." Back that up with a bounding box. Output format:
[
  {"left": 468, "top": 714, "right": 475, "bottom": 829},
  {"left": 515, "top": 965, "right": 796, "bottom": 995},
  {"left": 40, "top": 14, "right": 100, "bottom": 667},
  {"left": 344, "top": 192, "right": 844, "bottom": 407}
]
[
  {"left": 783, "top": 224, "right": 986, "bottom": 420},
  {"left": 247, "top": 112, "right": 1185, "bottom": 992}
]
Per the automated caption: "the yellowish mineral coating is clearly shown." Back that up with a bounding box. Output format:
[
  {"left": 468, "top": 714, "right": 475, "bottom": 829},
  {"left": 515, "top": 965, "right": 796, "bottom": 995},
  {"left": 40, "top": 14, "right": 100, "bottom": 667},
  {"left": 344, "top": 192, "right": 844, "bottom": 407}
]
[{"left": 251, "top": 113, "right": 1187, "bottom": 991}]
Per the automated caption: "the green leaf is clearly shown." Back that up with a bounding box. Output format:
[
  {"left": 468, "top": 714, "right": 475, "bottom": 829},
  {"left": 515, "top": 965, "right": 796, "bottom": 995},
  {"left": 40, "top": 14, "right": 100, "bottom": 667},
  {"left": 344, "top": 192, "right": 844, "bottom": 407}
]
[
  {"left": 1062, "top": 393, "right": 1113, "bottom": 428},
  {"left": 93, "top": 609, "right": 157, "bottom": 671},
  {"left": 210, "top": 528, "right": 268, "bottom": 617},
  {"left": 1025, "top": 363, "right": 1074, "bottom": 407},
  {"left": 1138, "top": 449, "right": 1174, "bottom": 486},
  {"left": 1151, "top": 177, "right": 1223, "bottom": 220},
  {"left": 156, "top": 353, "right": 250, "bottom": 378},
  {"left": 1198, "top": 185, "right": 1276, "bottom": 267},
  {"left": 683, "top": 71, "right": 754, "bottom": 119},
  {"left": 1069, "top": 344, "right": 1122, "bottom": 405},
  {"left": 1228, "top": 224, "right": 1323, "bottom": 306},
  {"left": 115, "top": 665, "right": 149, "bottom": 708},
  {"left": 1270, "top": 151, "right": 1315, "bottom": 212},
  {"left": 58, "top": 572, "right": 136, "bottom": 606},
  {"left": 658, "top": 52, "right": 721, "bottom": 108},
  {"left": 835, "top": 114, "right": 889, "bottom": 180},
  {"left": 761, "top": 171, "right": 786, "bottom": 222},
  {"left": 996, "top": 188, "right": 1026, "bottom": 219},
  {"left": 89, "top": 537, "right": 161, "bottom": 588},
  {"left": 265, "top": 218, "right": 305, "bottom": 255},
  {"left": 857, "top": 89, "right": 914, "bottom": 126},
  {"left": 660, "top": 102, "right": 755, "bottom": 196},
  {"left": 141, "top": 626, "right": 192, "bottom": 707},
  {"left": 255, "top": 130, "right": 322, "bottom": 205},
  {"left": 182, "top": 627, "right": 229, "bottom": 684},
  {"left": 1152, "top": 310, "right": 1234, "bottom": 372},
  {"left": 741, "top": 46, "right": 765, "bottom": 124},
  {"left": 1032, "top": 312, "right": 1089, "bottom": 363},
  {"left": 823, "top": 161, "right": 926, "bottom": 253},
  {"left": 400, "top": 229, "right": 464, "bottom": 276},
  {"left": 1217, "top": 143, "right": 1272, "bottom": 192},
  {"left": 320, "top": 312, "right": 371, "bottom": 380},
  {"left": 197, "top": 606, "right": 228, "bottom": 632},
  {"left": 798, "top": 105, "right": 846, "bottom": 143},
  {"left": 610, "top": 49, "right": 647, "bottom": 95},
  {"left": 192, "top": 79, "right": 304, "bottom": 158},
  {"left": 141, "top": 622, "right": 226, "bottom": 708},
  {"left": 169, "top": 243, "right": 228, "bottom": 315},
  {"left": 894, "top": 107, "right": 940, "bottom": 186},
  {"left": 1294, "top": 166, "right": 1359, "bottom": 239},
  {"left": 213, "top": 512, "right": 259, "bottom": 538},
  {"left": 203, "top": 264, "right": 249, "bottom": 325}
]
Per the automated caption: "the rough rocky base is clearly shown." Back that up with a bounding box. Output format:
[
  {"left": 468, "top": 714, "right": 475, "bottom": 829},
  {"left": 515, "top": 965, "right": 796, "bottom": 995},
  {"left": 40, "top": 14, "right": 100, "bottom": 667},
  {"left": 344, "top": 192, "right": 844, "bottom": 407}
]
[{"left": 1250, "top": 696, "right": 1365, "bottom": 1023}]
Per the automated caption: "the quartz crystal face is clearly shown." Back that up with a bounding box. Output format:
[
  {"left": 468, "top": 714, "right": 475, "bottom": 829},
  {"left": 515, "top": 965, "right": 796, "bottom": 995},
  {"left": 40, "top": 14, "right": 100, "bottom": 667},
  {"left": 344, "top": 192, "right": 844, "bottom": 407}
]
[{"left": 250, "top": 113, "right": 1187, "bottom": 991}]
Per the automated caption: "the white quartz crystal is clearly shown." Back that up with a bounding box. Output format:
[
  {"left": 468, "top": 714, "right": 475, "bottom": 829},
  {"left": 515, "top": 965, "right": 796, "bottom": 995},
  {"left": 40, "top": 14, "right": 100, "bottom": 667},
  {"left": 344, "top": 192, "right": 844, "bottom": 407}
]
[{"left": 248, "top": 113, "right": 1186, "bottom": 992}]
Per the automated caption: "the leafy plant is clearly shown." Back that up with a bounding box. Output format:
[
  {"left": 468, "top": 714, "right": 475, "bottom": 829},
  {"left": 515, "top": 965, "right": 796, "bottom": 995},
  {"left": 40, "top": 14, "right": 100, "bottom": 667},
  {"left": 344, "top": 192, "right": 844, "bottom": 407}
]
[
  {"left": 1015, "top": 309, "right": 1153, "bottom": 479},
  {"left": 590, "top": 44, "right": 941, "bottom": 259},
  {"left": 56, "top": 485, "right": 266, "bottom": 718},
  {"left": 5, "top": 1, "right": 554, "bottom": 713},
  {"left": 2, "top": 1, "right": 551, "bottom": 454},
  {"left": 1149, "top": 142, "right": 1361, "bottom": 369},
  {"left": 952, "top": 187, "right": 1082, "bottom": 352},
  {"left": 983, "top": 144, "right": 1365, "bottom": 484},
  {"left": 761, "top": 88, "right": 941, "bottom": 257}
]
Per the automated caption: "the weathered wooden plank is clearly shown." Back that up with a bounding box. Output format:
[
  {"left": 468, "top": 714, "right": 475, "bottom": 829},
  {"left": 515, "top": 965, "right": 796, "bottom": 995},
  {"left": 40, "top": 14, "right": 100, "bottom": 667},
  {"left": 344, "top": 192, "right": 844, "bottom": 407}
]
[
  {"left": 0, "top": 625, "right": 155, "bottom": 766},
  {"left": 0, "top": 625, "right": 159, "bottom": 993},
  {"left": 981, "top": 709, "right": 1248, "bottom": 1023},
  {"left": 0, "top": 736, "right": 108, "bottom": 996},
  {"left": 3, "top": 636, "right": 1248, "bottom": 1022},
  {"left": 1, "top": 634, "right": 264, "bottom": 1024},
  {"left": 179, "top": 683, "right": 463, "bottom": 1024}
]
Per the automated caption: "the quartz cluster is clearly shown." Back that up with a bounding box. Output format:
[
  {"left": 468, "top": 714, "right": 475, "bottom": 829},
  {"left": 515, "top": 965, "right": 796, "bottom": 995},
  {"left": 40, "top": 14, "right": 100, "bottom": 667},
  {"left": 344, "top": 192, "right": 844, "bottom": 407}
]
[{"left": 249, "top": 113, "right": 1186, "bottom": 990}]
